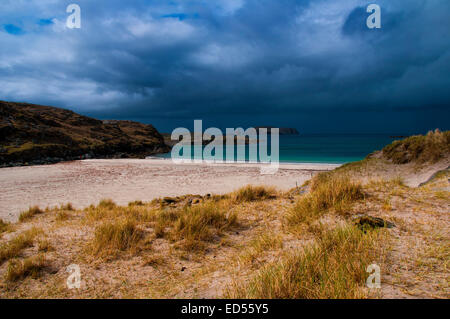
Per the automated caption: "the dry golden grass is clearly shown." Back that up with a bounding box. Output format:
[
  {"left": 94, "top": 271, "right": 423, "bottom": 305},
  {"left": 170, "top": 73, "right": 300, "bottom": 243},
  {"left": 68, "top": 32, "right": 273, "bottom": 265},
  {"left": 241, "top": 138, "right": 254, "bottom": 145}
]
[
  {"left": 37, "top": 239, "right": 54, "bottom": 252},
  {"left": 0, "top": 150, "right": 447, "bottom": 298},
  {"left": 0, "top": 219, "right": 10, "bottom": 235},
  {"left": 0, "top": 227, "right": 41, "bottom": 263},
  {"left": 128, "top": 200, "right": 145, "bottom": 207},
  {"left": 60, "top": 203, "right": 74, "bottom": 211},
  {"left": 170, "top": 202, "right": 238, "bottom": 251},
  {"left": 232, "top": 185, "right": 277, "bottom": 203},
  {"left": 19, "top": 206, "right": 44, "bottom": 222},
  {"left": 142, "top": 254, "right": 165, "bottom": 267},
  {"left": 55, "top": 211, "right": 69, "bottom": 221},
  {"left": 97, "top": 199, "right": 117, "bottom": 209},
  {"left": 434, "top": 191, "right": 449, "bottom": 200},
  {"left": 238, "top": 232, "right": 283, "bottom": 266},
  {"left": 91, "top": 218, "right": 144, "bottom": 256},
  {"left": 5, "top": 254, "right": 46, "bottom": 282},
  {"left": 227, "top": 225, "right": 387, "bottom": 299},
  {"left": 382, "top": 129, "right": 449, "bottom": 164},
  {"left": 287, "top": 173, "right": 364, "bottom": 225}
]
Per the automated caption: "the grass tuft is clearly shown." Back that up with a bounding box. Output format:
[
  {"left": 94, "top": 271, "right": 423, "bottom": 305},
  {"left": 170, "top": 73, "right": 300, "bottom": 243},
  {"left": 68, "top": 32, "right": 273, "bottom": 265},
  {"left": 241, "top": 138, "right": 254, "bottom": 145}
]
[
  {"left": 19, "top": 206, "right": 44, "bottom": 222},
  {"left": 171, "top": 202, "right": 238, "bottom": 251},
  {"left": 5, "top": 254, "right": 46, "bottom": 281},
  {"left": 238, "top": 232, "right": 283, "bottom": 265},
  {"left": 382, "top": 129, "right": 449, "bottom": 164},
  {"left": 287, "top": 173, "right": 364, "bottom": 225},
  {"left": 97, "top": 199, "right": 117, "bottom": 209},
  {"left": 60, "top": 203, "right": 74, "bottom": 211},
  {"left": 0, "top": 219, "right": 10, "bottom": 235},
  {"left": 91, "top": 219, "right": 143, "bottom": 255},
  {"left": 38, "top": 239, "right": 54, "bottom": 252},
  {"left": 226, "top": 225, "right": 386, "bottom": 298},
  {"left": 56, "top": 211, "right": 69, "bottom": 221},
  {"left": 0, "top": 228, "right": 41, "bottom": 263},
  {"left": 128, "top": 200, "right": 144, "bottom": 207},
  {"left": 232, "top": 185, "right": 277, "bottom": 203}
]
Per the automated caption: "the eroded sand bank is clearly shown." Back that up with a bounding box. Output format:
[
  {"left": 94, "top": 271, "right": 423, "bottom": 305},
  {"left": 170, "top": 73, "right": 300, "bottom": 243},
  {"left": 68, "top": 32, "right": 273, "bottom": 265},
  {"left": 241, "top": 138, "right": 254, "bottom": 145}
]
[{"left": 0, "top": 159, "right": 339, "bottom": 221}]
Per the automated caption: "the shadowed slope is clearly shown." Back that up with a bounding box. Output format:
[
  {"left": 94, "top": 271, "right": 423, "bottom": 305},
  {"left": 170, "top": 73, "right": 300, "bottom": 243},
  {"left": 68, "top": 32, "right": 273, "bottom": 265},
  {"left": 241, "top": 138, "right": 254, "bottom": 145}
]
[{"left": 0, "top": 101, "right": 170, "bottom": 166}]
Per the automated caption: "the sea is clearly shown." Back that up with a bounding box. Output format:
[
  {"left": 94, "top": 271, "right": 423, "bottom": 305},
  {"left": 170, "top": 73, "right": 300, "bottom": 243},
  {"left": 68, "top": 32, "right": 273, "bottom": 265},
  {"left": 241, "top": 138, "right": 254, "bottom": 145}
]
[{"left": 155, "top": 134, "right": 398, "bottom": 164}]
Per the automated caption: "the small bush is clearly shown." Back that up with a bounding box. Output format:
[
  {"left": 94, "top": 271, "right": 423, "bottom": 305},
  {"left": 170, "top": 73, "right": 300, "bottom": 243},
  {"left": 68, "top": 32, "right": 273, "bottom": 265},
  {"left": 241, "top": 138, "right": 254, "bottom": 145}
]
[
  {"left": 227, "top": 225, "right": 385, "bottom": 298},
  {"left": 287, "top": 173, "right": 364, "bottom": 225},
  {"left": 5, "top": 255, "right": 46, "bottom": 281},
  {"left": 19, "top": 206, "right": 44, "bottom": 222},
  {"left": 232, "top": 185, "right": 277, "bottom": 203}
]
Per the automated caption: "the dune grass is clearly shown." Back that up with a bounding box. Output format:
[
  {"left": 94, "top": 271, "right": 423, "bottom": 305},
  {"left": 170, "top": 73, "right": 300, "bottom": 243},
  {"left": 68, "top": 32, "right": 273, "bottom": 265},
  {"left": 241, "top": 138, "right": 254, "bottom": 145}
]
[
  {"left": 60, "top": 203, "right": 74, "bottom": 211},
  {"left": 0, "top": 228, "right": 41, "bottom": 263},
  {"left": 170, "top": 202, "right": 238, "bottom": 251},
  {"left": 0, "top": 219, "right": 10, "bottom": 235},
  {"left": 83, "top": 196, "right": 239, "bottom": 252},
  {"left": 97, "top": 199, "right": 117, "bottom": 209},
  {"left": 19, "top": 206, "right": 44, "bottom": 222},
  {"left": 55, "top": 211, "right": 69, "bottom": 221},
  {"left": 227, "top": 225, "right": 386, "bottom": 299},
  {"left": 382, "top": 129, "right": 449, "bottom": 164},
  {"left": 37, "top": 239, "right": 54, "bottom": 252},
  {"left": 232, "top": 185, "right": 277, "bottom": 203},
  {"left": 287, "top": 173, "right": 364, "bottom": 225},
  {"left": 5, "top": 254, "right": 46, "bottom": 281},
  {"left": 238, "top": 232, "right": 283, "bottom": 266},
  {"left": 91, "top": 219, "right": 144, "bottom": 256}
]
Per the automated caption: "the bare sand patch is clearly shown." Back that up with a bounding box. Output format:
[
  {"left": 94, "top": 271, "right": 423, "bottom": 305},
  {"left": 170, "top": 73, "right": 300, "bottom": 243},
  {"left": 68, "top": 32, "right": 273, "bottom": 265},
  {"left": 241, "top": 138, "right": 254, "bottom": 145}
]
[{"left": 0, "top": 159, "right": 339, "bottom": 222}]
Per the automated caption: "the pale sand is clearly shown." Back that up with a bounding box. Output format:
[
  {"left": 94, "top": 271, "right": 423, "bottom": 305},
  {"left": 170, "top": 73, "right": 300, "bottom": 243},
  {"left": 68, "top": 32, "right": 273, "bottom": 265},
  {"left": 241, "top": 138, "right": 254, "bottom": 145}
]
[{"left": 0, "top": 159, "right": 340, "bottom": 221}]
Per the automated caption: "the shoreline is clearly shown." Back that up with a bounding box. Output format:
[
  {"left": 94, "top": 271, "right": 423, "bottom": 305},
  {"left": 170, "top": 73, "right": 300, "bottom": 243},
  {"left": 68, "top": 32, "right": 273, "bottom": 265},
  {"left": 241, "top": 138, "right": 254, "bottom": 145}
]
[
  {"left": 145, "top": 156, "right": 342, "bottom": 170},
  {"left": 0, "top": 158, "right": 340, "bottom": 221},
  {"left": 143, "top": 157, "right": 342, "bottom": 170}
]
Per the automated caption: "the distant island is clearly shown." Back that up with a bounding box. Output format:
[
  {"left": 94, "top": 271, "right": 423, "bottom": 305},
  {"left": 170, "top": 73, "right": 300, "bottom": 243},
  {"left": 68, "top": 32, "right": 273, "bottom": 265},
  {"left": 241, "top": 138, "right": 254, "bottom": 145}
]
[
  {"left": 256, "top": 126, "right": 300, "bottom": 135},
  {"left": 161, "top": 126, "right": 299, "bottom": 147},
  {"left": 0, "top": 101, "right": 170, "bottom": 167}
]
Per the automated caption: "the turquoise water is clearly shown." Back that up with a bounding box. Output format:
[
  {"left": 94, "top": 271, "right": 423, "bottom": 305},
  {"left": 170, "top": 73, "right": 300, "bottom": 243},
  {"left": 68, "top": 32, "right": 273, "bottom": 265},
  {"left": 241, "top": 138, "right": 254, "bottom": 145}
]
[
  {"left": 157, "top": 134, "right": 395, "bottom": 164},
  {"left": 277, "top": 134, "right": 394, "bottom": 163}
]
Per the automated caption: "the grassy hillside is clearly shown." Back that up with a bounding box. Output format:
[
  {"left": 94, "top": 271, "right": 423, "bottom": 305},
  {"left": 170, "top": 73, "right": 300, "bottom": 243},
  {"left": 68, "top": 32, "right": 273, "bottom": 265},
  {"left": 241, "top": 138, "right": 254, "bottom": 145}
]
[
  {"left": 381, "top": 129, "right": 450, "bottom": 164},
  {"left": 0, "top": 101, "right": 170, "bottom": 166}
]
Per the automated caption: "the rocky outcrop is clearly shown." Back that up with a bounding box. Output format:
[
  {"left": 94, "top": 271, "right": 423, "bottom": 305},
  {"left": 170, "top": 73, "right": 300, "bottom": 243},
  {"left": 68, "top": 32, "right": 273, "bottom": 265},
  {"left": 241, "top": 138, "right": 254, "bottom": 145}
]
[
  {"left": 352, "top": 214, "right": 395, "bottom": 230},
  {"left": 0, "top": 101, "right": 170, "bottom": 167}
]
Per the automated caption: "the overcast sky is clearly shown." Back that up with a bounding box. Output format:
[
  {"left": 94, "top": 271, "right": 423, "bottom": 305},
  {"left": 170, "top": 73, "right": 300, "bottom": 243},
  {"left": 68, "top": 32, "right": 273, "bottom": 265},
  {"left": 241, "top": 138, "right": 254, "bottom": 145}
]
[{"left": 1, "top": 0, "right": 449, "bottom": 133}]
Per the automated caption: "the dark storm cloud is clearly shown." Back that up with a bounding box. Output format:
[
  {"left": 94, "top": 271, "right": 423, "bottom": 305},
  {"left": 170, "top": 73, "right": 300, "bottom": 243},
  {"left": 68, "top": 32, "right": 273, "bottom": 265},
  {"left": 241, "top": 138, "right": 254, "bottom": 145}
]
[{"left": 0, "top": 0, "right": 449, "bottom": 132}]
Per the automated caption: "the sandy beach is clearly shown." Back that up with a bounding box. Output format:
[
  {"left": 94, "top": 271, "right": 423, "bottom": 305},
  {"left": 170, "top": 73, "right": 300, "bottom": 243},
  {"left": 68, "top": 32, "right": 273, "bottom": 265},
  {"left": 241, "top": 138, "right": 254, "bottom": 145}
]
[{"left": 0, "top": 159, "right": 339, "bottom": 221}]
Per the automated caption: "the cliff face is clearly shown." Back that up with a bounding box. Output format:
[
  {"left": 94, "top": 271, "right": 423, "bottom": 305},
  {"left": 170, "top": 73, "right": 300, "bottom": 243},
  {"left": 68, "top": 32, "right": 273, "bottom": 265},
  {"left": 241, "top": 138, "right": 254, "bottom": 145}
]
[{"left": 0, "top": 101, "right": 170, "bottom": 166}]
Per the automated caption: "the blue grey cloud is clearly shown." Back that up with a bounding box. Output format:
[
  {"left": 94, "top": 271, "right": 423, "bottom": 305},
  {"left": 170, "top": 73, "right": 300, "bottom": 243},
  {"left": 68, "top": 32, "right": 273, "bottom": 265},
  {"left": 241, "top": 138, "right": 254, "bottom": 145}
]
[{"left": 0, "top": 0, "right": 449, "bottom": 133}]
